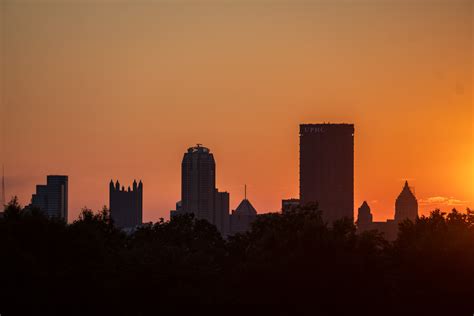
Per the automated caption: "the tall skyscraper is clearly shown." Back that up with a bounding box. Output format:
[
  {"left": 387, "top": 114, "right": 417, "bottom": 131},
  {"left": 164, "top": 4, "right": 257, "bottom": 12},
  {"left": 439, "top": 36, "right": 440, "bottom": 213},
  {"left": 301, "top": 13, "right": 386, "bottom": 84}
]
[
  {"left": 175, "top": 144, "right": 229, "bottom": 235},
  {"left": 109, "top": 180, "right": 143, "bottom": 229},
  {"left": 30, "top": 175, "right": 68, "bottom": 221},
  {"left": 299, "top": 123, "right": 354, "bottom": 223},
  {"left": 181, "top": 144, "right": 216, "bottom": 223}
]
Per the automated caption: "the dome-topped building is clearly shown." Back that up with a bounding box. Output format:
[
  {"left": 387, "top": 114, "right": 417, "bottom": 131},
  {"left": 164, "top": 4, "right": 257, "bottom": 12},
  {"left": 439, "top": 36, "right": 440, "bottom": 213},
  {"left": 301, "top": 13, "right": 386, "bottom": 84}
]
[{"left": 394, "top": 181, "right": 418, "bottom": 223}]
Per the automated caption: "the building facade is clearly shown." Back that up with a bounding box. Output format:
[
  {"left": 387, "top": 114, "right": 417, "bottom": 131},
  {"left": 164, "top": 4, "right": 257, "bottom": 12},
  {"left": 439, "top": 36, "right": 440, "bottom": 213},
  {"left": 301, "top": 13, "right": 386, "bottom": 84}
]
[
  {"left": 109, "top": 180, "right": 143, "bottom": 229},
  {"left": 181, "top": 144, "right": 216, "bottom": 222},
  {"left": 299, "top": 123, "right": 354, "bottom": 223},
  {"left": 30, "top": 175, "right": 68, "bottom": 221},
  {"left": 172, "top": 144, "right": 230, "bottom": 236}
]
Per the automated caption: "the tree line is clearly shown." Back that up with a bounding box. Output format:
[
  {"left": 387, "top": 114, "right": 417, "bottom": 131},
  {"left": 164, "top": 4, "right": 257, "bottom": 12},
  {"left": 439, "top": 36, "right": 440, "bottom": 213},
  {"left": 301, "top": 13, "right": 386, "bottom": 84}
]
[{"left": 0, "top": 198, "right": 473, "bottom": 314}]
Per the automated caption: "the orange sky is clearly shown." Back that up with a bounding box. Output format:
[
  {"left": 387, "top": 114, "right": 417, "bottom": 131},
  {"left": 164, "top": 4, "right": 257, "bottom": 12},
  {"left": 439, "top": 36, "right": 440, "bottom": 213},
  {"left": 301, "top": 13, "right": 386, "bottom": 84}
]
[{"left": 1, "top": 0, "right": 472, "bottom": 223}]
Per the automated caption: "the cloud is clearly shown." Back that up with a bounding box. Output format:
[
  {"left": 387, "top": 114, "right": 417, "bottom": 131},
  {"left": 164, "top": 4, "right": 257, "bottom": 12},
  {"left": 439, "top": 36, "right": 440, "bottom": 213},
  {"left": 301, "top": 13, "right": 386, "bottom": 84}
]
[{"left": 419, "top": 196, "right": 470, "bottom": 207}]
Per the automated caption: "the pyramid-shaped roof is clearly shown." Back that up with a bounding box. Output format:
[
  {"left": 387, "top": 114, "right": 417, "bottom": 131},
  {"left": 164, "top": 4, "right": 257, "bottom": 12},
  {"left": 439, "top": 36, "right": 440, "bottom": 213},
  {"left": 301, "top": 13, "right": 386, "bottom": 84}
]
[
  {"left": 234, "top": 199, "right": 257, "bottom": 216},
  {"left": 398, "top": 181, "right": 416, "bottom": 201}
]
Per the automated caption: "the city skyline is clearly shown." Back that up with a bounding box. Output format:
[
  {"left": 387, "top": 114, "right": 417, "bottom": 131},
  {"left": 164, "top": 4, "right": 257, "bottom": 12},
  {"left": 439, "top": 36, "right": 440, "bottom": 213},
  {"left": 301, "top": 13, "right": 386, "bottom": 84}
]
[
  {"left": 2, "top": 127, "right": 471, "bottom": 224},
  {"left": 1, "top": 1, "right": 472, "bottom": 222}
]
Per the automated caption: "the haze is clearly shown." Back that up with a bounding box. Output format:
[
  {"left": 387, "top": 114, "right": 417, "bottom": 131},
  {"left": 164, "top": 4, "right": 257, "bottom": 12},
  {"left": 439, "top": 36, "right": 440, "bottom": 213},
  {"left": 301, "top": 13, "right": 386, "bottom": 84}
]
[{"left": 1, "top": 0, "right": 472, "bottom": 222}]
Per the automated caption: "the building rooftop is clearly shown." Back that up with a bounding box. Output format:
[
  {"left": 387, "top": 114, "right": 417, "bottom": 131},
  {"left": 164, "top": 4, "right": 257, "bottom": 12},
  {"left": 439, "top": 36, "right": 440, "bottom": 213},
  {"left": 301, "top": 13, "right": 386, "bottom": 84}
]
[
  {"left": 234, "top": 199, "right": 257, "bottom": 216},
  {"left": 187, "top": 144, "right": 210, "bottom": 153}
]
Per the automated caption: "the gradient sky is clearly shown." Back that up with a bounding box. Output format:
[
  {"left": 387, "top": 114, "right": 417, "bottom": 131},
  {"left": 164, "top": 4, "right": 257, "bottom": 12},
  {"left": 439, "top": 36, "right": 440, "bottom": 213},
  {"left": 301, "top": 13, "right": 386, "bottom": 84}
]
[{"left": 1, "top": 0, "right": 472, "bottom": 223}]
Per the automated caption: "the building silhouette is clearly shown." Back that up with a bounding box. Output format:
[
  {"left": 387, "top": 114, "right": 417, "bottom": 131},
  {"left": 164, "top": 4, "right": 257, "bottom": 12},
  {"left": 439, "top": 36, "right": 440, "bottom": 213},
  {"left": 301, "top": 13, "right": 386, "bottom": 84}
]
[
  {"left": 214, "top": 189, "right": 230, "bottom": 236},
  {"left": 30, "top": 175, "right": 68, "bottom": 221},
  {"left": 356, "top": 201, "right": 372, "bottom": 230},
  {"left": 299, "top": 123, "right": 354, "bottom": 222},
  {"left": 230, "top": 197, "right": 257, "bottom": 235},
  {"left": 395, "top": 181, "right": 418, "bottom": 222},
  {"left": 357, "top": 181, "right": 419, "bottom": 240},
  {"left": 172, "top": 144, "right": 230, "bottom": 235},
  {"left": 282, "top": 198, "right": 300, "bottom": 213},
  {"left": 109, "top": 180, "right": 143, "bottom": 229},
  {"left": 181, "top": 144, "right": 216, "bottom": 222}
]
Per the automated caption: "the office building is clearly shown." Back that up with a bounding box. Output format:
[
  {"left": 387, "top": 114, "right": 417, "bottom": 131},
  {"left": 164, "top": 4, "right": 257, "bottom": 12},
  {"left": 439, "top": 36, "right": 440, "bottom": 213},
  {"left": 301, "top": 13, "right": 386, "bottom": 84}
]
[
  {"left": 30, "top": 175, "right": 68, "bottom": 221},
  {"left": 172, "top": 144, "right": 230, "bottom": 235},
  {"left": 299, "top": 123, "right": 354, "bottom": 223}
]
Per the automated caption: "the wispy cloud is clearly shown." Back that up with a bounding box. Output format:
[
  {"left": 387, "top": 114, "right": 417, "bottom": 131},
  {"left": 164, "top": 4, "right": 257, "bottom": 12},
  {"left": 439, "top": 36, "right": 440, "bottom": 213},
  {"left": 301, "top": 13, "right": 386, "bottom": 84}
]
[{"left": 419, "top": 196, "right": 470, "bottom": 207}]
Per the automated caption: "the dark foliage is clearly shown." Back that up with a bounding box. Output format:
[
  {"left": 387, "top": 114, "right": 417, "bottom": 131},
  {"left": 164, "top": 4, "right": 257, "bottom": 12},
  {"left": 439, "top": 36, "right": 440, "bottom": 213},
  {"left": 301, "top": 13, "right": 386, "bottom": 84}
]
[{"left": 0, "top": 198, "right": 473, "bottom": 313}]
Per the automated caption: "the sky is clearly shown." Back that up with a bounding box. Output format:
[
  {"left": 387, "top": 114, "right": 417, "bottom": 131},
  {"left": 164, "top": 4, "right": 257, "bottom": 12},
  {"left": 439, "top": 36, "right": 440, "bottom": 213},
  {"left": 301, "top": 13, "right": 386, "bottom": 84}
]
[{"left": 1, "top": 0, "right": 472, "bottom": 223}]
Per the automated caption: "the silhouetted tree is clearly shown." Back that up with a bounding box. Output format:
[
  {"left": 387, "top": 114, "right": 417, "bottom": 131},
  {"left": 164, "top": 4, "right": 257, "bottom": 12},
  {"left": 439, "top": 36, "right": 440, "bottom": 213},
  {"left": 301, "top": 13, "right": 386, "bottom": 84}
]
[
  {"left": 391, "top": 208, "right": 474, "bottom": 311},
  {"left": 0, "top": 196, "right": 473, "bottom": 313}
]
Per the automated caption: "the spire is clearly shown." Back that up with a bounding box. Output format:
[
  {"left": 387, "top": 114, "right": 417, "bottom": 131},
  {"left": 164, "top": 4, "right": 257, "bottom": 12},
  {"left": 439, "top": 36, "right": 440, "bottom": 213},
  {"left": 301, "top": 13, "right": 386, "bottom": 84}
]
[
  {"left": 244, "top": 184, "right": 247, "bottom": 200},
  {"left": 400, "top": 180, "right": 415, "bottom": 197}
]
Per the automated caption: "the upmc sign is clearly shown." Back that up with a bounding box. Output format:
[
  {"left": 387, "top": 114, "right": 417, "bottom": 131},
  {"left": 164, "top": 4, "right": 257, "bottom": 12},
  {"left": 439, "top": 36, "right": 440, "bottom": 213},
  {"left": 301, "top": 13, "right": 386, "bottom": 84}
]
[{"left": 304, "top": 126, "right": 324, "bottom": 133}]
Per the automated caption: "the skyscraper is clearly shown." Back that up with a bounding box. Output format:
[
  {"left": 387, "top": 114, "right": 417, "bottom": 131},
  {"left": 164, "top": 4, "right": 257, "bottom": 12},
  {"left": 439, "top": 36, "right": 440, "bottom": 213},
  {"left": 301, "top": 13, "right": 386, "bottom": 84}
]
[
  {"left": 181, "top": 144, "right": 216, "bottom": 223},
  {"left": 109, "top": 180, "right": 143, "bottom": 229},
  {"left": 175, "top": 144, "right": 229, "bottom": 235},
  {"left": 30, "top": 175, "right": 68, "bottom": 221},
  {"left": 299, "top": 123, "right": 354, "bottom": 223}
]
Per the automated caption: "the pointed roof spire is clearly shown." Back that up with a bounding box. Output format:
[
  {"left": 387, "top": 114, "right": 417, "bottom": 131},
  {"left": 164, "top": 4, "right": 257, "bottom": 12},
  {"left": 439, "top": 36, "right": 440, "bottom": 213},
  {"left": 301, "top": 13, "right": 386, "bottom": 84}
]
[
  {"left": 235, "top": 198, "right": 257, "bottom": 216},
  {"left": 244, "top": 184, "right": 247, "bottom": 200},
  {"left": 398, "top": 180, "right": 416, "bottom": 201}
]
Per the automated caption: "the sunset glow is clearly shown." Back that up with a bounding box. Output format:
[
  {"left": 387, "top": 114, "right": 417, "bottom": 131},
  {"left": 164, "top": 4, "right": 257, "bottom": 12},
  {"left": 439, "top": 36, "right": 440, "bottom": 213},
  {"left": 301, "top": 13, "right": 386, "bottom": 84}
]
[{"left": 1, "top": 0, "right": 472, "bottom": 222}]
